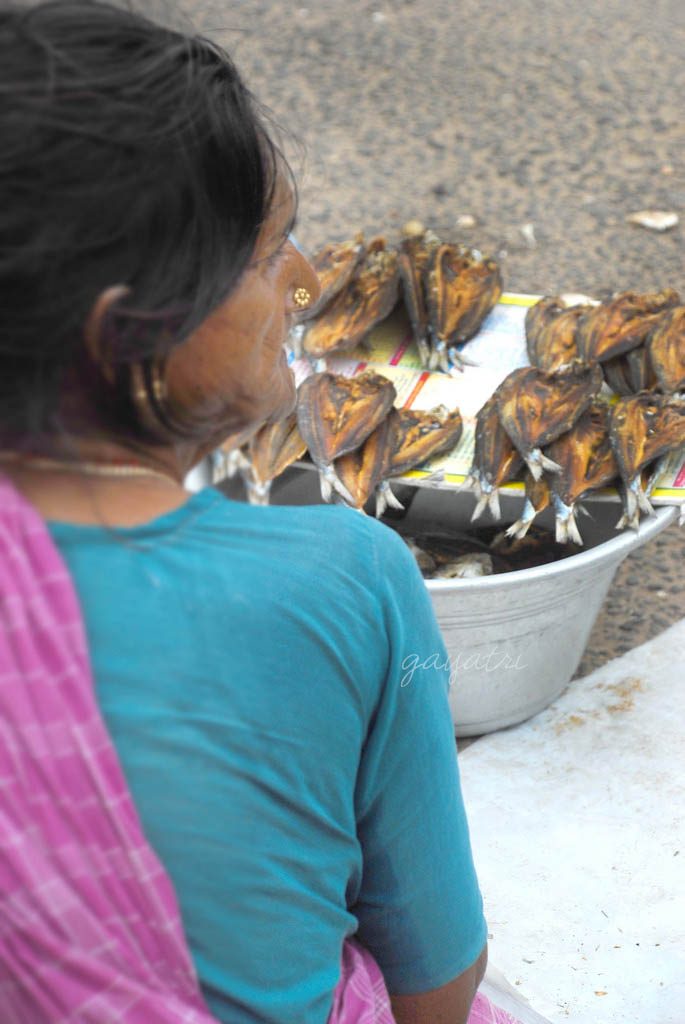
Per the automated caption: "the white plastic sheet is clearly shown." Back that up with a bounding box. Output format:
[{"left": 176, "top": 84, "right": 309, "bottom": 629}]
[{"left": 460, "top": 619, "right": 685, "bottom": 1023}]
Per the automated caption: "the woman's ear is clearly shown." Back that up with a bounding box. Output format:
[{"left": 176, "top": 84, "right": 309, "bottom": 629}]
[{"left": 83, "top": 284, "right": 131, "bottom": 383}]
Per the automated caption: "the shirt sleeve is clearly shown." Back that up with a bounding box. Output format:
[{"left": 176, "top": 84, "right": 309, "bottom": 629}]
[{"left": 350, "top": 520, "right": 487, "bottom": 995}]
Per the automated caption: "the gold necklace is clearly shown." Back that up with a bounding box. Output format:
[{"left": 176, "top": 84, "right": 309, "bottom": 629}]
[{"left": 0, "top": 451, "right": 182, "bottom": 487}]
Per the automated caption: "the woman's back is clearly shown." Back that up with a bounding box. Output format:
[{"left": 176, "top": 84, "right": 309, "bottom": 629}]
[{"left": 48, "top": 488, "right": 486, "bottom": 1023}]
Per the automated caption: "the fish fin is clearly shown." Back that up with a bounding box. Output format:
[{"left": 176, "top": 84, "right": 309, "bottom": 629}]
[
  {"left": 565, "top": 507, "right": 584, "bottom": 545},
  {"left": 506, "top": 499, "right": 535, "bottom": 538},
  {"left": 447, "top": 346, "right": 479, "bottom": 371},
  {"left": 487, "top": 488, "right": 502, "bottom": 520},
  {"left": 471, "top": 491, "right": 489, "bottom": 521},
  {"left": 637, "top": 490, "right": 656, "bottom": 516},
  {"left": 417, "top": 337, "right": 431, "bottom": 367},
  {"left": 376, "top": 481, "right": 404, "bottom": 517},
  {"left": 538, "top": 452, "right": 563, "bottom": 474},
  {"left": 620, "top": 487, "right": 640, "bottom": 530},
  {"left": 319, "top": 467, "right": 333, "bottom": 503},
  {"left": 328, "top": 472, "right": 358, "bottom": 507},
  {"left": 245, "top": 479, "right": 272, "bottom": 506},
  {"left": 436, "top": 343, "right": 450, "bottom": 374},
  {"left": 505, "top": 517, "right": 531, "bottom": 539},
  {"left": 524, "top": 455, "right": 544, "bottom": 481},
  {"left": 214, "top": 448, "right": 251, "bottom": 482}
]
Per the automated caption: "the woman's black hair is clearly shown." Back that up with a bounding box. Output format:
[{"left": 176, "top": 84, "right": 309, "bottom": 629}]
[{"left": 0, "top": 0, "right": 296, "bottom": 444}]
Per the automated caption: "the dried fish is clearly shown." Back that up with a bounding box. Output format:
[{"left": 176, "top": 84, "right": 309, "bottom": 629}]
[
  {"left": 603, "top": 344, "right": 657, "bottom": 395},
  {"left": 396, "top": 531, "right": 496, "bottom": 578},
  {"left": 288, "top": 235, "right": 366, "bottom": 357},
  {"left": 545, "top": 402, "right": 618, "bottom": 544},
  {"left": 490, "top": 525, "right": 579, "bottom": 568},
  {"left": 385, "top": 404, "right": 463, "bottom": 477},
  {"left": 525, "top": 296, "right": 590, "bottom": 373},
  {"left": 609, "top": 393, "right": 685, "bottom": 528},
  {"left": 302, "top": 239, "right": 400, "bottom": 360},
  {"left": 505, "top": 470, "right": 551, "bottom": 540},
  {"left": 244, "top": 412, "right": 307, "bottom": 505},
  {"left": 576, "top": 289, "right": 680, "bottom": 364},
  {"left": 647, "top": 305, "right": 685, "bottom": 393},
  {"left": 333, "top": 416, "right": 393, "bottom": 513},
  {"left": 403, "top": 536, "right": 437, "bottom": 575},
  {"left": 496, "top": 364, "right": 604, "bottom": 480},
  {"left": 615, "top": 461, "right": 665, "bottom": 531},
  {"left": 628, "top": 346, "right": 658, "bottom": 392},
  {"left": 393, "top": 523, "right": 578, "bottom": 576},
  {"left": 397, "top": 222, "right": 441, "bottom": 367},
  {"left": 296, "top": 370, "right": 396, "bottom": 502},
  {"left": 602, "top": 353, "right": 635, "bottom": 395},
  {"left": 432, "top": 552, "right": 494, "bottom": 579},
  {"left": 525, "top": 297, "right": 561, "bottom": 363},
  {"left": 307, "top": 234, "right": 366, "bottom": 318},
  {"left": 425, "top": 244, "right": 502, "bottom": 372},
  {"left": 373, "top": 404, "right": 463, "bottom": 516},
  {"left": 461, "top": 392, "right": 522, "bottom": 520}
]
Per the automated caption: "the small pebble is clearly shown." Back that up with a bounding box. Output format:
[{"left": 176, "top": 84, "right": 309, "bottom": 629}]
[{"left": 626, "top": 210, "right": 679, "bottom": 232}]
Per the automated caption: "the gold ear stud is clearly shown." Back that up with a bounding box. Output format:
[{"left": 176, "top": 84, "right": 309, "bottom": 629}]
[{"left": 293, "top": 287, "right": 311, "bottom": 309}]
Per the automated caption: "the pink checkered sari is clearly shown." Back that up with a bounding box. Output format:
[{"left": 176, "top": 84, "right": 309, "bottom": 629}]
[{"left": 0, "top": 476, "right": 518, "bottom": 1023}]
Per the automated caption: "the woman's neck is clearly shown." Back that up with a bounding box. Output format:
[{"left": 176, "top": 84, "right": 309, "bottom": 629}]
[
  {"left": 1, "top": 462, "right": 191, "bottom": 527},
  {"left": 0, "top": 437, "right": 196, "bottom": 526}
]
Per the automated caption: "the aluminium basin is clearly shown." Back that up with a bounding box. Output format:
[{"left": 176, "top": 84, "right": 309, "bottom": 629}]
[{"left": 227, "top": 467, "right": 678, "bottom": 736}]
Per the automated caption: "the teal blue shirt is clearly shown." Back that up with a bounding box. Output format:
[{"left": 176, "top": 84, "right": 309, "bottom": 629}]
[{"left": 49, "top": 488, "right": 486, "bottom": 1024}]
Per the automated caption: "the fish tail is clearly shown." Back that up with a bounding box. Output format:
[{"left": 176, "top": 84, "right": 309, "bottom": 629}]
[{"left": 487, "top": 488, "right": 502, "bottom": 520}]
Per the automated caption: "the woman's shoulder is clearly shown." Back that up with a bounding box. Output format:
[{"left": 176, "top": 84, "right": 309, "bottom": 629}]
[
  {"left": 49, "top": 485, "right": 422, "bottom": 610},
  {"left": 183, "top": 488, "right": 421, "bottom": 607},
  {"left": 200, "top": 486, "right": 407, "bottom": 551}
]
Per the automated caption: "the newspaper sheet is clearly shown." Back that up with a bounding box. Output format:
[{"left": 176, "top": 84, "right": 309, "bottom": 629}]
[{"left": 288, "top": 294, "right": 685, "bottom": 505}]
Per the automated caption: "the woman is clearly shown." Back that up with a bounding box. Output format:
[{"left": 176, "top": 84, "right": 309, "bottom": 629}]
[{"left": 0, "top": 1, "right": 489, "bottom": 1021}]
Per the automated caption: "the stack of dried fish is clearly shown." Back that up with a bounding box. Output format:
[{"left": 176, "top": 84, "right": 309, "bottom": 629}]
[
  {"left": 462, "top": 363, "right": 604, "bottom": 541},
  {"left": 496, "top": 363, "right": 604, "bottom": 480},
  {"left": 423, "top": 235, "right": 502, "bottom": 371},
  {"left": 397, "top": 221, "right": 503, "bottom": 372},
  {"left": 485, "top": 288, "right": 685, "bottom": 538},
  {"left": 296, "top": 370, "right": 397, "bottom": 502},
  {"left": 231, "top": 268, "right": 684, "bottom": 545},
  {"left": 293, "top": 224, "right": 502, "bottom": 373},
  {"left": 296, "top": 372, "right": 463, "bottom": 514},
  {"left": 223, "top": 369, "right": 464, "bottom": 516}
]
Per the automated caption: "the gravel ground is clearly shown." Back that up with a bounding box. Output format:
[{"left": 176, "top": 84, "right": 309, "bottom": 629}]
[{"left": 184, "top": 0, "right": 684, "bottom": 672}]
